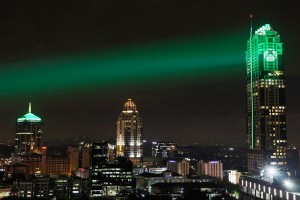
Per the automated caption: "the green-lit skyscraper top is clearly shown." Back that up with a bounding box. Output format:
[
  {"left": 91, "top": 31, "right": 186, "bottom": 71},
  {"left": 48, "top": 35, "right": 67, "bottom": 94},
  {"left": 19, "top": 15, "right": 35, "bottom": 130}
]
[
  {"left": 246, "top": 24, "right": 287, "bottom": 175},
  {"left": 15, "top": 103, "right": 43, "bottom": 155},
  {"left": 17, "top": 102, "right": 42, "bottom": 122}
]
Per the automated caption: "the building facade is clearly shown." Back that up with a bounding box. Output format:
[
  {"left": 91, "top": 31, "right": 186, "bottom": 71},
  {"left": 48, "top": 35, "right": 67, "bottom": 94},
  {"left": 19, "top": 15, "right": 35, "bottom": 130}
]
[
  {"left": 167, "top": 159, "right": 190, "bottom": 176},
  {"left": 227, "top": 170, "right": 242, "bottom": 185},
  {"left": 197, "top": 160, "right": 223, "bottom": 180},
  {"left": 239, "top": 176, "right": 300, "bottom": 200},
  {"left": 246, "top": 24, "right": 287, "bottom": 175},
  {"left": 116, "top": 99, "right": 143, "bottom": 165},
  {"left": 15, "top": 103, "right": 43, "bottom": 155},
  {"left": 91, "top": 142, "right": 133, "bottom": 197},
  {"left": 136, "top": 171, "right": 183, "bottom": 194}
]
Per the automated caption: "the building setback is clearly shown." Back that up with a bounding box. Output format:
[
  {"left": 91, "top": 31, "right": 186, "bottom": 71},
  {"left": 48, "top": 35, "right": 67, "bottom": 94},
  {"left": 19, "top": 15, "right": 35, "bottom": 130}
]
[{"left": 246, "top": 24, "right": 287, "bottom": 175}]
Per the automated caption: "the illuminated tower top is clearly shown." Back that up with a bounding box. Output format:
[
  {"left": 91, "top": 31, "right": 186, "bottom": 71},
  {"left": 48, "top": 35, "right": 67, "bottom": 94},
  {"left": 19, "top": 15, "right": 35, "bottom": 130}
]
[
  {"left": 17, "top": 102, "right": 42, "bottom": 122},
  {"left": 123, "top": 99, "right": 137, "bottom": 112}
]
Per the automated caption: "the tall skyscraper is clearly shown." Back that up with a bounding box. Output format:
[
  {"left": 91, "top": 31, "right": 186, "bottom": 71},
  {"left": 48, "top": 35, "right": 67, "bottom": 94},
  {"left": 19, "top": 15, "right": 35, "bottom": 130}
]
[
  {"left": 15, "top": 103, "right": 43, "bottom": 155},
  {"left": 116, "top": 99, "right": 143, "bottom": 165},
  {"left": 246, "top": 24, "right": 287, "bottom": 175}
]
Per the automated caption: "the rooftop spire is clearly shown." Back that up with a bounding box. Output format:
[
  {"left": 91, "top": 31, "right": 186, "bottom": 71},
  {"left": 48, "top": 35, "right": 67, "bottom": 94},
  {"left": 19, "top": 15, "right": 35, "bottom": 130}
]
[
  {"left": 250, "top": 14, "right": 253, "bottom": 37},
  {"left": 29, "top": 102, "right": 31, "bottom": 113}
]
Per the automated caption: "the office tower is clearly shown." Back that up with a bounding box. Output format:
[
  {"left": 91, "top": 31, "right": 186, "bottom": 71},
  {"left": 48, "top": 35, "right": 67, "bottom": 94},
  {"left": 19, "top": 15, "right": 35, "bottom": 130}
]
[
  {"left": 197, "top": 160, "right": 223, "bottom": 180},
  {"left": 246, "top": 24, "right": 287, "bottom": 175},
  {"left": 91, "top": 142, "right": 133, "bottom": 197},
  {"left": 152, "top": 141, "right": 176, "bottom": 158},
  {"left": 116, "top": 99, "right": 143, "bottom": 166},
  {"left": 15, "top": 103, "right": 43, "bottom": 155},
  {"left": 167, "top": 158, "right": 190, "bottom": 176}
]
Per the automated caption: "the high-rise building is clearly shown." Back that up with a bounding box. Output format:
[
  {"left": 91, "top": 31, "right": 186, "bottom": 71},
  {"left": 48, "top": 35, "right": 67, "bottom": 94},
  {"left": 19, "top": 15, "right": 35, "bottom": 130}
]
[
  {"left": 197, "top": 160, "right": 223, "bottom": 180},
  {"left": 167, "top": 158, "right": 190, "bottom": 176},
  {"left": 116, "top": 99, "right": 143, "bottom": 166},
  {"left": 91, "top": 142, "right": 133, "bottom": 197},
  {"left": 15, "top": 103, "right": 43, "bottom": 155},
  {"left": 246, "top": 24, "right": 287, "bottom": 175}
]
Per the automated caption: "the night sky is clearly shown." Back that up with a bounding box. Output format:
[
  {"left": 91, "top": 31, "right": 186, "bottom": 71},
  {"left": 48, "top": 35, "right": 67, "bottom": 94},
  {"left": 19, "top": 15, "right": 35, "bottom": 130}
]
[{"left": 0, "top": 1, "right": 300, "bottom": 145}]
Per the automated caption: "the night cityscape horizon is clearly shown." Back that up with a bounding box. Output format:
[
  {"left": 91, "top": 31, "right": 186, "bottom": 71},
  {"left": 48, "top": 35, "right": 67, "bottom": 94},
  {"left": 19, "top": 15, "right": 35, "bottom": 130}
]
[
  {"left": 1, "top": 1, "right": 300, "bottom": 147},
  {"left": 1, "top": 1, "right": 300, "bottom": 199}
]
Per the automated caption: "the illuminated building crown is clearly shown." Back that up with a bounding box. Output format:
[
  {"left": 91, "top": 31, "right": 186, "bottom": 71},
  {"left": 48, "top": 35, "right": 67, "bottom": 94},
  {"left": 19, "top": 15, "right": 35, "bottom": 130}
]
[
  {"left": 123, "top": 99, "right": 137, "bottom": 112},
  {"left": 17, "top": 102, "right": 41, "bottom": 122}
]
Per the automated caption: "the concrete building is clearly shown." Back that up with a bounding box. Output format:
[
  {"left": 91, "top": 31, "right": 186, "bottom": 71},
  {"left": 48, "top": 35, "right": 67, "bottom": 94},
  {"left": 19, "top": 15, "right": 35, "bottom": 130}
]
[
  {"left": 167, "top": 158, "right": 190, "bottom": 176},
  {"left": 197, "top": 160, "right": 223, "bottom": 180}
]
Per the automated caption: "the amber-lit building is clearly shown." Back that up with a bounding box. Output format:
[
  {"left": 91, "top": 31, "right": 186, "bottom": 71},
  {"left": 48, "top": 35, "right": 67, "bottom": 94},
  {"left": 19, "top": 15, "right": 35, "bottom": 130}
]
[
  {"left": 116, "top": 99, "right": 143, "bottom": 166},
  {"left": 167, "top": 158, "right": 190, "bottom": 176},
  {"left": 197, "top": 160, "right": 223, "bottom": 180}
]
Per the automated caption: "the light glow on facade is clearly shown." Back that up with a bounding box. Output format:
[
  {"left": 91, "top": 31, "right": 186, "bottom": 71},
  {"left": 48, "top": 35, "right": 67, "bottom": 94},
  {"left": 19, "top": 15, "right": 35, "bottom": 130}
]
[
  {"left": 246, "top": 24, "right": 287, "bottom": 175},
  {"left": 15, "top": 103, "right": 43, "bottom": 155},
  {"left": 116, "top": 99, "right": 143, "bottom": 165}
]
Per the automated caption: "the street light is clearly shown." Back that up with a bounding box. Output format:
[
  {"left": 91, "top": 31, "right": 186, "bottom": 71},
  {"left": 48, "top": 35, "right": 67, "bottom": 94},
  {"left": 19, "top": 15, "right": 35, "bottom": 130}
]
[{"left": 283, "top": 179, "right": 293, "bottom": 191}]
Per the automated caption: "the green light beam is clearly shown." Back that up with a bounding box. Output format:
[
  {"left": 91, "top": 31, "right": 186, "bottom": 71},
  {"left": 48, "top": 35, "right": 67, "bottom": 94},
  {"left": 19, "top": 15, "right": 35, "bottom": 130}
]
[{"left": 0, "top": 30, "right": 246, "bottom": 99}]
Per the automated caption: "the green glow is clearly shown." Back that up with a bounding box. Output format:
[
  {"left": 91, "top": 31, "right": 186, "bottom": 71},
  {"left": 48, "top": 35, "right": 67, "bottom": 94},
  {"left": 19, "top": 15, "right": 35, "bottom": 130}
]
[
  {"left": 247, "top": 24, "right": 284, "bottom": 150},
  {"left": 0, "top": 30, "right": 245, "bottom": 99},
  {"left": 17, "top": 113, "right": 42, "bottom": 122}
]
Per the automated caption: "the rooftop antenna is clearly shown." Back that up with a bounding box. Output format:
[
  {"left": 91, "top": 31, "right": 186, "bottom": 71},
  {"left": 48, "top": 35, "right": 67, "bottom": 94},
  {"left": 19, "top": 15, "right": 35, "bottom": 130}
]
[
  {"left": 29, "top": 102, "right": 31, "bottom": 113},
  {"left": 250, "top": 14, "right": 253, "bottom": 37}
]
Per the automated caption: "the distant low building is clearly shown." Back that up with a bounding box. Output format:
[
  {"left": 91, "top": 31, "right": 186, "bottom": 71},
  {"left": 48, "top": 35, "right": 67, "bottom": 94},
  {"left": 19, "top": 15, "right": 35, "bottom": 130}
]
[
  {"left": 167, "top": 158, "right": 190, "bottom": 176},
  {"left": 152, "top": 141, "right": 176, "bottom": 158},
  {"left": 136, "top": 171, "right": 183, "bottom": 193},
  {"left": 14, "top": 176, "right": 84, "bottom": 199},
  {"left": 133, "top": 166, "right": 167, "bottom": 177},
  {"left": 151, "top": 182, "right": 225, "bottom": 199}
]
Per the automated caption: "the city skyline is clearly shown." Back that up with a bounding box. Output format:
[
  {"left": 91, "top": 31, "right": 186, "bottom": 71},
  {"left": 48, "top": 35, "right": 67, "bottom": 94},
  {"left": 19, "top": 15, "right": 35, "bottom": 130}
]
[{"left": 1, "top": 1, "right": 300, "bottom": 146}]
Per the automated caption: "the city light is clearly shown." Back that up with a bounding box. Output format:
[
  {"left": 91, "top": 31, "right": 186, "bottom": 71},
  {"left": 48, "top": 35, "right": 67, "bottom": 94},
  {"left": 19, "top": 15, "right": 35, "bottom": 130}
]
[
  {"left": 266, "top": 166, "right": 277, "bottom": 177},
  {"left": 283, "top": 179, "right": 293, "bottom": 189}
]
